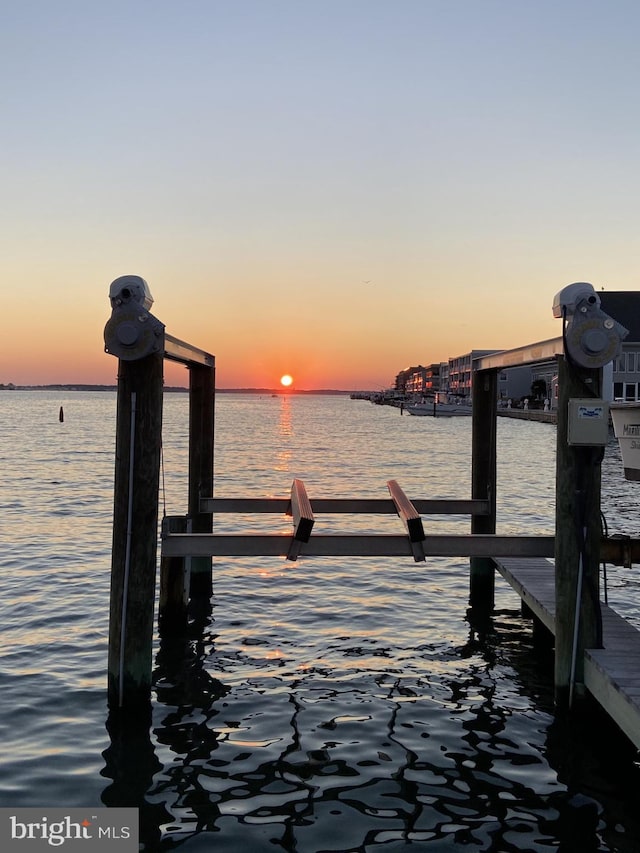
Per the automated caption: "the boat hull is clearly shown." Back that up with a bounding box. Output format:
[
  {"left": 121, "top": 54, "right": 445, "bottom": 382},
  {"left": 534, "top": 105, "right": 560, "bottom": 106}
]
[{"left": 610, "top": 403, "right": 640, "bottom": 481}]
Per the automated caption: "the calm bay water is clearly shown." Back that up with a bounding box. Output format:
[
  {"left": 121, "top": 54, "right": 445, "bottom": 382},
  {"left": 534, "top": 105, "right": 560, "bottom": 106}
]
[{"left": 1, "top": 391, "right": 640, "bottom": 851}]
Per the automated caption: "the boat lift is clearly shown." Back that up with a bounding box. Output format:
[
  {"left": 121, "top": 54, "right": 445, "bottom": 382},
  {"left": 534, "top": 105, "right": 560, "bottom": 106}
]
[{"left": 103, "top": 276, "right": 640, "bottom": 727}]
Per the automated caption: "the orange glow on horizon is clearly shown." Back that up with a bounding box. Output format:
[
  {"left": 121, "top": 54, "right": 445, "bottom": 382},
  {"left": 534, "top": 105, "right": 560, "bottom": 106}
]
[{"left": 0, "top": 273, "right": 566, "bottom": 391}]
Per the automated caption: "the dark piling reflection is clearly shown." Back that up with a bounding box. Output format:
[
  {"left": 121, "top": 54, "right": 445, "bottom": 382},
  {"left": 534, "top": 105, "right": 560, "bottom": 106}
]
[
  {"left": 466, "top": 605, "right": 640, "bottom": 852},
  {"left": 100, "top": 597, "right": 640, "bottom": 851},
  {"left": 101, "top": 709, "right": 169, "bottom": 850},
  {"left": 102, "top": 602, "right": 229, "bottom": 850}
]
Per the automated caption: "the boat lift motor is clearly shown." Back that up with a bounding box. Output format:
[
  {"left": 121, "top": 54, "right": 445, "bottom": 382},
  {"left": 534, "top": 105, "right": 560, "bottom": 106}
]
[
  {"left": 104, "top": 275, "right": 165, "bottom": 361},
  {"left": 108, "top": 274, "right": 154, "bottom": 312},
  {"left": 552, "top": 281, "right": 628, "bottom": 369}
]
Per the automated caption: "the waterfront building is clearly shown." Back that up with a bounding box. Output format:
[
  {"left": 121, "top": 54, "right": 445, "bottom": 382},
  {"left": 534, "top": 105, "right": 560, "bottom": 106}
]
[
  {"left": 391, "top": 292, "right": 640, "bottom": 407},
  {"left": 394, "top": 367, "right": 416, "bottom": 395},
  {"left": 497, "top": 365, "right": 535, "bottom": 402},
  {"left": 425, "top": 362, "right": 441, "bottom": 394},
  {"left": 404, "top": 365, "right": 428, "bottom": 396},
  {"left": 600, "top": 291, "right": 640, "bottom": 402},
  {"left": 395, "top": 364, "right": 442, "bottom": 398},
  {"left": 439, "top": 361, "right": 449, "bottom": 395},
  {"left": 530, "top": 362, "right": 558, "bottom": 409},
  {"left": 448, "top": 350, "right": 501, "bottom": 398}
]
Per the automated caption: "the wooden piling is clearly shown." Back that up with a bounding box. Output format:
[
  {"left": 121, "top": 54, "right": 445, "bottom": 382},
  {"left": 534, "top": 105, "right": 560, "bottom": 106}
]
[
  {"left": 187, "top": 362, "right": 215, "bottom": 600},
  {"left": 470, "top": 368, "right": 498, "bottom": 610},
  {"left": 554, "top": 355, "right": 603, "bottom": 710},
  {"left": 107, "top": 352, "right": 164, "bottom": 715},
  {"left": 159, "top": 515, "right": 189, "bottom": 637}
]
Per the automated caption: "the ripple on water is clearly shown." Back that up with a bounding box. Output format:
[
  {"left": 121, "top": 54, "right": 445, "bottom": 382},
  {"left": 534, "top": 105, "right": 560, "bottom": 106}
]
[
  {"left": 4, "top": 394, "right": 640, "bottom": 851},
  {"left": 147, "top": 665, "right": 576, "bottom": 851},
  {"left": 146, "top": 606, "right": 562, "bottom": 849}
]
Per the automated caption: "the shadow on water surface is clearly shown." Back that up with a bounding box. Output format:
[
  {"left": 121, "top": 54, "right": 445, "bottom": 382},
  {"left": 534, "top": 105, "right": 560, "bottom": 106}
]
[{"left": 99, "top": 601, "right": 640, "bottom": 852}]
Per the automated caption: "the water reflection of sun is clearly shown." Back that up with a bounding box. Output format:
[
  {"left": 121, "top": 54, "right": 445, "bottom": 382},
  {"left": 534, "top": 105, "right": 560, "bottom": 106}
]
[{"left": 276, "top": 396, "right": 293, "bottom": 472}]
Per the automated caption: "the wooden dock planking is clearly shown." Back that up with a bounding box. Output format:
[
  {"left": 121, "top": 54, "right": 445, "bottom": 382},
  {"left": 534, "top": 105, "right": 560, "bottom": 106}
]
[
  {"left": 494, "top": 556, "right": 556, "bottom": 634},
  {"left": 495, "top": 556, "right": 640, "bottom": 750}
]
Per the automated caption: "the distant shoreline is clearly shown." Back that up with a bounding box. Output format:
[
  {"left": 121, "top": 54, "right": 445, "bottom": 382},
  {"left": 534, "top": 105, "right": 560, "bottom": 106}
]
[{"left": 0, "top": 384, "right": 355, "bottom": 395}]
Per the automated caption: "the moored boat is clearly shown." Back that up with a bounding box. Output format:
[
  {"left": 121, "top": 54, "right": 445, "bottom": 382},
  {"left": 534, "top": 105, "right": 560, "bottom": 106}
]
[{"left": 610, "top": 402, "right": 640, "bottom": 480}]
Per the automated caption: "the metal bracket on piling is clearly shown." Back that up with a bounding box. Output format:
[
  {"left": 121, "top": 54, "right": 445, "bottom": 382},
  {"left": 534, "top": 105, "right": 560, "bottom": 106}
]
[{"left": 387, "top": 479, "right": 426, "bottom": 562}]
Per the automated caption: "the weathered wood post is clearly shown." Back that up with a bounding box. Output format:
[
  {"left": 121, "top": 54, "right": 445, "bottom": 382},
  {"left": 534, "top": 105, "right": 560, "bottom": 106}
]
[
  {"left": 470, "top": 367, "right": 498, "bottom": 610},
  {"left": 551, "top": 280, "right": 628, "bottom": 711},
  {"left": 188, "top": 362, "right": 215, "bottom": 601},
  {"left": 554, "top": 355, "right": 603, "bottom": 710},
  {"left": 104, "top": 276, "right": 165, "bottom": 716},
  {"left": 159, "top": 515, "right": 189, "bottom": 636}
]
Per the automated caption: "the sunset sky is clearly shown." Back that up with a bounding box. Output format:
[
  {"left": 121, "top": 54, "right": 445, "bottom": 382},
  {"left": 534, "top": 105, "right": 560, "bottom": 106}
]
[{"left": 2, "top": 0, "right": 640, "bottom": 390}]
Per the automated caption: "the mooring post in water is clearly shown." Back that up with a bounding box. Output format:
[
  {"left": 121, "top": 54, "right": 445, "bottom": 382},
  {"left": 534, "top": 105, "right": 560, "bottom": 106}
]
[
  {"left": 104, "top": 276, "right": 165, "bottom": 715},
  {"left": 470, "top": 367, "right": 498, "bottom": 611},
  {"left": 551, "top": 281, "right": 628, "bottom": 712},
  {"left": 187, "top": 362, "right": 215, "bottom": 601},
  {"left": 159, "top": 515, "right": 190, "bottom": 636},
  {"left": 554, "top": 355, "right": 604, "bottom": 710}
]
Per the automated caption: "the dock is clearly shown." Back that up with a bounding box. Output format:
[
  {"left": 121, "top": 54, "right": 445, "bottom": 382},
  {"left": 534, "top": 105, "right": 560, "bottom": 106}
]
[
  {"left": 497, "top": 408, "right": 557, "bottom": 424},
  {"left": 495, "top": 556, "right": 640, "bottom": 750}
]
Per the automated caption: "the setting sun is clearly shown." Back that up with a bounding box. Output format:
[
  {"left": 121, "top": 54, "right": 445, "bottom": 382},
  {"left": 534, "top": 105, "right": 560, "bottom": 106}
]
[{"left": 280, "top": 374, "right": 293, "bottom": 387}]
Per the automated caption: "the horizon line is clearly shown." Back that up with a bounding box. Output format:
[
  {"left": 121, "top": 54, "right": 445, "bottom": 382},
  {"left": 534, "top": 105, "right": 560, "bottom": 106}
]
[{"left": 1, "top": 383, "right": 374, "bottom": 394}]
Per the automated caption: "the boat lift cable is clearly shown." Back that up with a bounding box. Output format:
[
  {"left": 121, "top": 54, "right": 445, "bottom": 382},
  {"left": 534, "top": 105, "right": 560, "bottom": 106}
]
[
  {"left": 160, "top": 440, "right": 167, "bottom": 521},
  {"left": 569, "top": 447, "right": 605, "bottom": 709},
  {"left": 569, "top": 476, "right": 590, "bottom": 711},
  {"left": 119, "top": 391, "right": 137, "bottom": 709},
  {"left": 585, "top": 447, "right": 605, "bottom": 643},
  {"left": 600, "top": 510, "right": 609, "bottom": 605}
]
